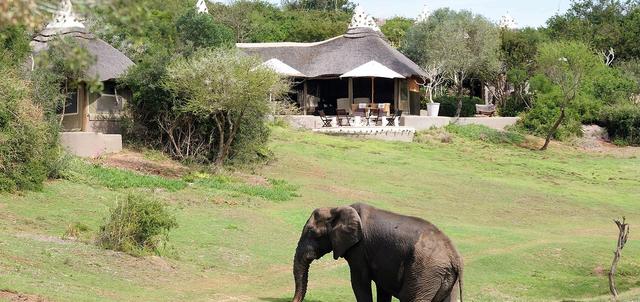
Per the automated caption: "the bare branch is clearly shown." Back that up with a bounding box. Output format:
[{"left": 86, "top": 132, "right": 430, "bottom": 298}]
[{"left": 609, "top": 216, "right": 630, "bottom": 300}]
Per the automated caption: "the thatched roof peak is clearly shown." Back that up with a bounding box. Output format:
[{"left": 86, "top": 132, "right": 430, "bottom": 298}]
[
  {"left": 31, "top": 0, "right": 134, "bottom": 82},
  {"left": 47, "top": 0, "right": 85, "bottom": 30},
  {"left": 197, "top": 0, "right": 209, "bottom": 14},
  {"left": 349, "top": 4, "right": 380, "bottom": 32}
]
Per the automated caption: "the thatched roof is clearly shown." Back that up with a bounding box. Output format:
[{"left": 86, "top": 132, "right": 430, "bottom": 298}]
[
  {"left": 237, "top": 28, "right": 426, "bottom": 79},
  {"left": 31, "top": 27, "right": 134, "bottom": 82}
]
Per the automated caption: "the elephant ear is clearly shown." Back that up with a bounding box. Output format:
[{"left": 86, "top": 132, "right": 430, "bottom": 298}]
[{"left": 329, "top": 206, "right": 362, "bottom": 260}]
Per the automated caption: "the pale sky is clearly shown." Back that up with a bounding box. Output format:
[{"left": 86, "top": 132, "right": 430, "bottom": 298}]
[{"left": 258, "top": 0, "right": 573, "bottom": 28}]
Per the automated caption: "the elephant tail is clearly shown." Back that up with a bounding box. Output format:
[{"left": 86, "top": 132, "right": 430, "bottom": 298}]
[{"left": 454, "top": 258, "right": 463, "bottom": 302}]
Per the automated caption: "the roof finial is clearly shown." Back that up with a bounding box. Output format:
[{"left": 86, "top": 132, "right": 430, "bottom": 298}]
[
  {"left": 417, "top": 4, "right": 432, "bottom": 23},
  {"left": 196, "top": 0, "right": 209, "bottom": 14},
  {"left": 46, "top": 0, "right": 85, "bottom": 29},
  {"left": 349, "top": 4, "right": 380, "bottom": 32},
  {"left": 499, "top": 11, "right": 518, "bottom": 30}
]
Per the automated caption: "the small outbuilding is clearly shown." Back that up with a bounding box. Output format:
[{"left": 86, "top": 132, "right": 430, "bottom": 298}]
[{"left": 30, "top": 0, "right": 134, "bottom": 156}]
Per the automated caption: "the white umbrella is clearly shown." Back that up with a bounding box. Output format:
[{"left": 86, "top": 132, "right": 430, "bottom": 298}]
[
  {"left": 259, "top": 58, "right": 306, "bottom": 78},
  {"left": 340, "top": 60, "right": 404, "bottom": 103}
]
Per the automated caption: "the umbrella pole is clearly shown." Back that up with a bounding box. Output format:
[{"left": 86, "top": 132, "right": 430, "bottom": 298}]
[{"left": 371, "top": 77, "right": 375, "bottom": 104}]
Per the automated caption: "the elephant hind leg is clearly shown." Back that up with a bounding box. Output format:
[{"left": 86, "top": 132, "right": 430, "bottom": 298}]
[{"left": 401, "top": 268, "right": 457, "bottom": 302}]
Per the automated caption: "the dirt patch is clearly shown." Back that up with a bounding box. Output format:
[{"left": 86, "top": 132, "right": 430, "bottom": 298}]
[
  {"left": 0, "top": 290, "right": 48, "bottom": 302},
  {"left": 15, "top": 233, "right": 72, "bottom": 245},
  {"left": 592, "top": 265, "right": 606, "bottom": 277},
  {"left": 93, "top": 150, "right": 188, "bottom": 178},
  {"left": 231, "top": 172, "right": 270, "bottom": 186},
  {"left": 578, "top": 125, "right": 640, "bottom": 157},
  {"left": 145, "top": 255, "right": 176, "bottom": 272}
]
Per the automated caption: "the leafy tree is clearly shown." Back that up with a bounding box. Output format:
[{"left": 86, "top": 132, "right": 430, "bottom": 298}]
[
  {"left": 533, "top": 41, "right": 601, "bottom": 150},
  {"left": 282, "top": 9, "right": 350, "bottom": 42},
  {"left": 403, "top": 8, "right": 501, "bottom": 117},
  {"left": 380, "top": 17, "right": 414, "bottom": 48},
  {"left": 164, "top": 49, "right": 289, "bottom": 167},
  {"left": 0, "top": 66, "right": 60, "bottom": 192},
  {"left": 281, "top": 0, "right": 355, "bottom": 12},
  {"left": 175, "top": 9, "right": 235, "bottom": 54},
  {"left": 546, "top": 0, "right": 640, "bottom": 61},
  {"left": 499, "top": 28, "right": 548, "bottom": 112},
  {"left": 88, "top": 0, "right": 193, "bottom": 59},
  {"left": 0, "top": 25, "right": 31, "bottom": 67},
  {"left": 209, "top": 1, "right": 350, "bottom": 43},
  {"left": 0, "top": 0, "right": 57, "bottom": 29}
]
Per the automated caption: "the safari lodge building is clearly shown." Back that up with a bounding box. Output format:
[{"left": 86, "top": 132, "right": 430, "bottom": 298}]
[{"left": 238, "top": 6, "right": 427, "bottom": 116}]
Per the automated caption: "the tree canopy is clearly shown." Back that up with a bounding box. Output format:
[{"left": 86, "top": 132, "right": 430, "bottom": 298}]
[
  {"left": 380, "top": 17, "right": 414, "bottom": 48},
  {"left": 546, "top": 0, "right": 640, "bottom": 61},
  {"left": 403, "top": 8, "right": 501, "bottom": 116}
]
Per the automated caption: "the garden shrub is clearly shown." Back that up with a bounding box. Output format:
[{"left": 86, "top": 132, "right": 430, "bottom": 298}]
[
  {"left": 0, "top": 67, "right": 60, "bottom": 192},
  {"left": 599, "top": 103, "right": 640, "bottom": 146},
  {"left": 429, "top": 95, "right": 484, "bottom": 117},
  {"left": 499, "top": 95, "right": 529, "bottom": 117},
  {"left": 517, "top": 97, "right": 583, "bottom": 141},
  {"left": 97, "top": 194, "right": 178, "bottom": 256}
]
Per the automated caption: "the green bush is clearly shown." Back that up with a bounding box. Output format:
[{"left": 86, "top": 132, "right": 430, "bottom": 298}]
[
  {"left": 97, "top": 194, "right": 178, "bottom": 256},
  {"left": 446, "top": 124, "right": 525, "bottom": 145},
  {"left": 599, "top": 103, "right": 640, "bottom": 146},
  {"left": 499, "top": 95, "right": 529, "bottom": 117},
  {"left": 517, "top": 97, "right": 583, "bottom": 140},
  {"left": 427, "top": 95, "right": 484, "bottom": 117},
  {"left": 0, "top": 67, "right": 60, "bottom": 192}
]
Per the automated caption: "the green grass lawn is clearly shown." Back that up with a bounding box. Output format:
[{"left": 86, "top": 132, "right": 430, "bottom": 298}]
[{"left": 1, "top": 125, "right": 639, "bottom": 301}]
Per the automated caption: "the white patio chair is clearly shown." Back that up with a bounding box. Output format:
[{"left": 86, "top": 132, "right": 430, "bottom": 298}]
[{"left": 337, "top": 98, "right": 351, "bottom": 115}]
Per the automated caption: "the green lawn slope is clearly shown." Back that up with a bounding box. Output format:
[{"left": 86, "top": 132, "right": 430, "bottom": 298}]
[{"left": 0, "top": 125, "right": 638, "bottom": 301}]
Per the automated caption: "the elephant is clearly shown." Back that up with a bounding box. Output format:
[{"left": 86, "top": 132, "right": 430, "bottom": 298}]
[{"left": 291, "top": 203, "right": 463, "bottom": 302}]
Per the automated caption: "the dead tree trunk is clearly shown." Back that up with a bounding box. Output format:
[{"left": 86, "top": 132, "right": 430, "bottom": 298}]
[{"left": 609, "top": 217, "right": 630, "bottom": 300}]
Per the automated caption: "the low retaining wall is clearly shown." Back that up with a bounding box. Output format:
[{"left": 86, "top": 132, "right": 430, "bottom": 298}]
[
  {"left": 401, "top": 116, "right": 519, "bottom": 131},
  {"left": 313, "top": 127, "right": 416, "bottom": 142},
  {"left": 278, "top": 115, "right": 519, "bottom": 131},
  {"left": 60, "top": 132, "right": 122, "bottom": 158}
]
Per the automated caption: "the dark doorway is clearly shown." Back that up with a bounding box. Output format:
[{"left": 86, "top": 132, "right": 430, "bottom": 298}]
[{"left": 307, "top": 78, "right": 348, "bottom": 114}]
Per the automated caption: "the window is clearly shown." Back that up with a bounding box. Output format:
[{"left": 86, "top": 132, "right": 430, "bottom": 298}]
[
  {"left": 56, "top": 91, "right": 79, "bottom": 115},
  {"left": 97, "top": 81, "right": 123, "bottom": 114},
  {"left": 400, "top": 80, "right": 409, "bottom": 101}
]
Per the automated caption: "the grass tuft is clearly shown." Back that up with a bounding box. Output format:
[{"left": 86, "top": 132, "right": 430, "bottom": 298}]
[
  {"left": 62, "top": 158, "right": 187, "bottom": 191},
  {"left": 446, "top": 124, "right": 526, "bottom": 145},
  {"left": 186, "top": 173, "right": 299, "bottom": 202}
]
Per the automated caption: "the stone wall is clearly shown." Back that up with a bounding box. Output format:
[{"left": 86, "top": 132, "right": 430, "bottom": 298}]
[{"left": 60, "top": 132, "right": 122, "bottom": 158}]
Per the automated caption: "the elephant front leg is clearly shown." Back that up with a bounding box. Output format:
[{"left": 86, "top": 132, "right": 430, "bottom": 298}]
[
  {"left": 375, "top": 283, "right": 392, "bottom": 302},
  {"left": 349, "top": 267, "right": 373, "bottom": 302}
]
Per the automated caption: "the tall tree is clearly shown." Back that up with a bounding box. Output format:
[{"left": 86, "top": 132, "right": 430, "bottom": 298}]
[
  {"left": 403, "top": 8, "right": 501, "bottom": 117},
  {"left": 163, "top": 49, "right": 289, "bottom": 167},
  {"left": 535, "top": 41, "right": 601, "bottom": 150}
]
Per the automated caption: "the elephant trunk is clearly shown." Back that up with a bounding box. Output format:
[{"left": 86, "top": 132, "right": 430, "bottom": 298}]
[{"left": 292, "top": 250, "right": 312, "bottom": 302}]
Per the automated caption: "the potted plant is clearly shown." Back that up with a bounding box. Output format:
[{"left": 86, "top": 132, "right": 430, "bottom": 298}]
[{"left": 420, "top": 64, "right": 444, "bottom": 117}]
